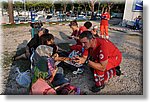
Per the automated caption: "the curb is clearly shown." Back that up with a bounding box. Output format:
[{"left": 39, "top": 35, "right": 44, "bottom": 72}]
[
  {"left": 1, "top": 22, "right": 30, "bottom": 25},
  {"left": 1, "top": 21, "right": 69, "bottom": 26},
  {"left": 109, "top": 27, "right": 142, "bottom": 32}
]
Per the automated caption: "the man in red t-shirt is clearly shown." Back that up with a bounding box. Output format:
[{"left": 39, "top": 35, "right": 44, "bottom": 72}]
[
  {"left": 100, "top": 6, "right": 110, "bottom": 39},
  {"left": 74, "top": 31, "right": 122, "bottom": 92}
]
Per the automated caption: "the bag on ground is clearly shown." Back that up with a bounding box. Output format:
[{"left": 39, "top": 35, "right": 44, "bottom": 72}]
[{"left": 15, "top": 67, "right": 31, "bottom": 88}]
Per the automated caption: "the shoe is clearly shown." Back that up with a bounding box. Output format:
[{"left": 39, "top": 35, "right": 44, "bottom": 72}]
[
  {"left": 115, "top": 66, "right": 121, "bottom": 76},
  {"left": 90, "top": 85, "right": 105, "bottom": 93}
]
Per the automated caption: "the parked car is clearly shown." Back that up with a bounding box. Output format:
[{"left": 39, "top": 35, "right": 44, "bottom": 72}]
[
  {"left": 111, "top": 12, "right": 123, "bottom": 18},
  {"left": 35, "top": 15, "right": 46, "bottom": 22},
  {"left": 57, "top": 14, "right": 66, "bottom": 21},
  {"left": 14, "top": 16, "right": 27, "bottom": 22},
  {"left": 14, "top": 16, "right": 19, "bottom": 22},
  {"left": 75, "top": 15, "right": 86, "bottom": 21}
]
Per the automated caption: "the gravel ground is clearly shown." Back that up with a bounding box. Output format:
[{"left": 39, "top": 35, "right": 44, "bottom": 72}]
[{"left": 0, "top": 21, "right": 143, "bottom": 95}]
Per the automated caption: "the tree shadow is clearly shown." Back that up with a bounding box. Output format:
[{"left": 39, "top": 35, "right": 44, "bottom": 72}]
[
  {"left": 59, "top": 31, "right": 69, "bottom": 41},
  {"left": 13, "top": 40, "right": 31, "bottom": 72},
  {"left": 54, "top": 32, "right": 76, "bottom": 52},
  {"left": 2, "top": 40, "right": 31, "bottom": 95}
]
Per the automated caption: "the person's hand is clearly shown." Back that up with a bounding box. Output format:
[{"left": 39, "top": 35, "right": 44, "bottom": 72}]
[
  {"left": 101, "top": 16, "right": 106, "bottom": 19},
  {"left": 72, "top": 56, "right": 86, "bottom": 64}
]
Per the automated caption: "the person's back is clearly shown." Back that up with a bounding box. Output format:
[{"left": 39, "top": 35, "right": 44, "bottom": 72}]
[
  {"left": 27, "top": 34, "right": 40, "bottom": 53},
  {"left": 79, "top": 21, "right": 92, "bottom": 34},
  {"left": 79, "top": 26, "right": 88, "bottom": 35}
]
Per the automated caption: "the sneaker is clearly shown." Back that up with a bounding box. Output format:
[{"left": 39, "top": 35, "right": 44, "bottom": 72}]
[
  {"left": 90, "top": 85, "right": 105, "bottom": 93},
  {"left": 72, "top": 68, "right": 84, "bottom": 75},
  {"left": 115, "top": 66, "right": 121, "bottom": 76}
]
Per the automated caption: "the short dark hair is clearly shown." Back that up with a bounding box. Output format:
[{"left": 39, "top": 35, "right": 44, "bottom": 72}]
[
  {"left": 40, "top": 33, "right": 54, "bottom": 45},
  {"left": 79, "top": 31, "right": 93, "bottom": 40},
  {"left": 38, "top": 28, "right": 49, "bottom": 34},
  {"left": 84, "top": 21, "right": 92, "bottom": 29}
]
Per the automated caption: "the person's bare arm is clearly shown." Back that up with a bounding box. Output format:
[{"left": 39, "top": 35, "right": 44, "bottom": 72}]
[
  {"left": 49, "top": 67, "right": 58, "bottom": 83},
  {"left": 88, "top": 60, "right": 108, "bottom": 71},
  {"left": 101, "top": 6, "right": 104, "bottom": 14},
  {"left": 54, "top": 57, "right": 71, "bottom": 61},
  {"left": 73, "top": 56, "right": 108, "bottom": 72},
  {"left": 25, "top": 46, "right": 30, "bottom": 58},
  {"left": 52, "top": 53, "right": 71, "bottom": 61}
]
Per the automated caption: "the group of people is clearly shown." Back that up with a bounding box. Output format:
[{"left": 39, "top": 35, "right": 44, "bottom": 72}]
[
  {"left": 68, "top": 20, "right": 122, "bottom": 93},
  {"left": 13, "top": 6, "right": 122, "bottom": 94}
]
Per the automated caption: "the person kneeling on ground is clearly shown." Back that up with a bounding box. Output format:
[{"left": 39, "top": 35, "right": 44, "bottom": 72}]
[
  {"left": 13, "top": 28, "right": 49, "bottom": 61},
  {"left": 73, "top": 31, "right": 122, "bottom": 93}
]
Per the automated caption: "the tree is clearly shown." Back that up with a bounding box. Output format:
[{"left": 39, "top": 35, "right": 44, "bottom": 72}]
[
  {"left": 14, "top": 1, "right": 23, "bottom": 15},
  {"left": 8, "top": 0, "right": 14, "bottom": 24},
  {"left": 101, "top": 2, "right": 114, "bottom": 14},
  {"left": 1, "top": 1, "right": 8, "bottom": 16},
  {"left": 90, "top": 0, "right": 97, "bottom": 20}
]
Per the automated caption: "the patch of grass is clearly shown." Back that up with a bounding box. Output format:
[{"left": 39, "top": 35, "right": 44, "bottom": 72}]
[{"left": 2, "top": 23, "right": 30, "bottom": 29}]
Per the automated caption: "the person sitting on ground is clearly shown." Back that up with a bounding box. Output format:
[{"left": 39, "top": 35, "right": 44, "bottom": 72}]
[
  {"left": 68, "top": 20, "right": 80, "bottom": 45},
  {"left": 31, "top": 33, "right": 82, "bottom": 95},
  {"left": 73, "top": 31, "right": 122, "bottom": 93},
  {"left": 39, "top": 33, "right": 71, "bottom": 62},
  {"left": 68, "top": 20, "right": 92, "bottom": 55},
  {"left": 91, "top": 25, "right": 99, "bottom": 37},
  {"left": 68, "top": 20, "right": 92, "bottom": 43},
  {"left": 13, "top": 28, "right": 49, "bottom": 61}
]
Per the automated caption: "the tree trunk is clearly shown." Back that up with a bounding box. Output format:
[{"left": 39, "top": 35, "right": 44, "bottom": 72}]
[
  {"left": 63, "top": 4, "right": 67, "bottom": 13},
  {"left": 72, "top": 4, "right": 74, "bottom": 12},
  {"left": 90, "top": 0, "right": 96, "bottom": 20},
  {"left": 8, "top": 0, "right": 14, "bottom": 24}
]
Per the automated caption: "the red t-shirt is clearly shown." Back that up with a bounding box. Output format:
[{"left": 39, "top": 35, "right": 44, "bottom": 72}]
[
  {"left": 100, "top": 12, "right": 110, "bottom": 26},
  {"left": 89, "top": 38, "right": 122, "bottom": 70},
  {"left": 71, "top": 26, "right": 88, "bottom": 45},
  {"left": 79, "top": 26, "right": 88, "bottom": 34}
]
